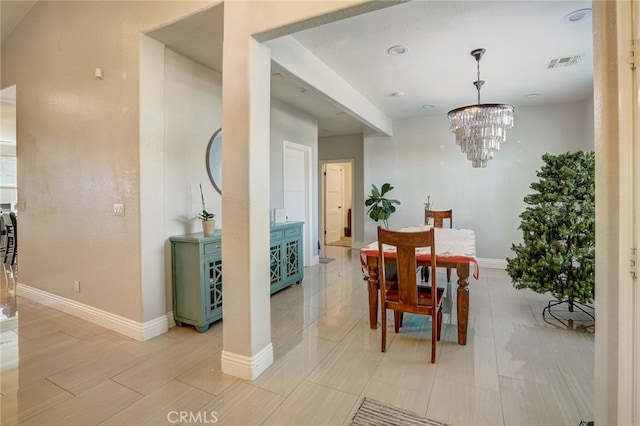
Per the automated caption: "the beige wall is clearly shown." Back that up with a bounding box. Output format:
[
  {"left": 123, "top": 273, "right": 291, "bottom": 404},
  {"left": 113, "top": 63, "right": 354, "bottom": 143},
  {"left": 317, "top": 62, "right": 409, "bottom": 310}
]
[{"left": 1, "top": 1, "right": 212, "bottom": 322}]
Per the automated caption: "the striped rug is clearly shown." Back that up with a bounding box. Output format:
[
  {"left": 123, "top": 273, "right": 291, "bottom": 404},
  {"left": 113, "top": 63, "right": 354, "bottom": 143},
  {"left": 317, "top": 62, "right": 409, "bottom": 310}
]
[{"left": 350, "top": 398, "right": 450, "bottom": 426}]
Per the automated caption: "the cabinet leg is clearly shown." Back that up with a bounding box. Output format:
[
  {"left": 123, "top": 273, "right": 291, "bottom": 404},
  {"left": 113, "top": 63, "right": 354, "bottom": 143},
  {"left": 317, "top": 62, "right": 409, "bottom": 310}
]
[{"left": 196, "top": 324, "right": 209, "bottom": 333}]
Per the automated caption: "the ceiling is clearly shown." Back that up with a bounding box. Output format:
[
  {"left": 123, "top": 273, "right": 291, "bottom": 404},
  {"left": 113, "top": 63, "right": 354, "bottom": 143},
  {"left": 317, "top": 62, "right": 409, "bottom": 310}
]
[{"left": 2, "top": 1, "right": 593, "bottom": 137}]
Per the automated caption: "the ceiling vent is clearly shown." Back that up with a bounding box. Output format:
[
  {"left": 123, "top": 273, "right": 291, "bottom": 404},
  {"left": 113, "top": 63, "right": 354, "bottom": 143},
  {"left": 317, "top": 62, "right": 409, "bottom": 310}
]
[{"left": 547, "top": 54, "right": 584, "bottom": 69}]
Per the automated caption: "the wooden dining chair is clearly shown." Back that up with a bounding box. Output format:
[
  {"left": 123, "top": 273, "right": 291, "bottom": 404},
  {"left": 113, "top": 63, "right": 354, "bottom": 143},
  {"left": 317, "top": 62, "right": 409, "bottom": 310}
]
[
  {"left": 3, "top": 212, "right": 16, "bottom": 265},
  {"left": 424, "top": 209, "right": 453, "bottom": 282},
  {"left": 377, "top": 226, "right": 444, "bottom": 363},
  {"left": 425, "top": 209, "right": 453, "bottom": 228}
]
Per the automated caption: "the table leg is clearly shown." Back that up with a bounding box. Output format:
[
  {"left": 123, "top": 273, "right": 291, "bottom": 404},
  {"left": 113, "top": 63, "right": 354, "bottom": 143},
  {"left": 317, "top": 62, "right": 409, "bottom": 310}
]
[
  {"left": 367, "top": 256, "right": 379, "bottom": 329},
  {"left": 456, "top": 262, "right": 470, "bottom": 345}
]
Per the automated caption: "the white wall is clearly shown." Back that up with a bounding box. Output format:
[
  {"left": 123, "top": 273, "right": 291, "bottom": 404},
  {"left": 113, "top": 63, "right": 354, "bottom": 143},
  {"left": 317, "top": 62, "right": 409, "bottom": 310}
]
[
  {"left": 164, "top": 48, "right": 223, "bottom": 237},
  {"left": 364, "top": 100, "right": 594, "bottom": 260}
]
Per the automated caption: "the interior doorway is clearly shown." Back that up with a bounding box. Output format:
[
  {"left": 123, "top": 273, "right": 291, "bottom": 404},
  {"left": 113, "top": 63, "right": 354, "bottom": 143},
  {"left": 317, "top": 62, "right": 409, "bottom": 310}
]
[
  {"left": 283, "top": 141, "right": 313, "bottom": 266},
  {"left": 321, "top": 161, "right": 353, "bottom": 249}
]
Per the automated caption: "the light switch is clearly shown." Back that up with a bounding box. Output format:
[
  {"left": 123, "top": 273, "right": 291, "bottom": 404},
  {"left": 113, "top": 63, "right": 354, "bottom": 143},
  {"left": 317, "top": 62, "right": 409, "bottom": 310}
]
[{"left": 113, "top": 203, "right": 125, "bottom": 216}]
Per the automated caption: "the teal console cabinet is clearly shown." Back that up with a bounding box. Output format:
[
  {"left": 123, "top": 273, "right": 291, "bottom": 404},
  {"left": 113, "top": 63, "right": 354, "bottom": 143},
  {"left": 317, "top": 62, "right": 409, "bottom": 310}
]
[
  {"left": 170, "top": 223, "right": 303, "bottom": 332},
  {"left": 270, "top": 221, "right": 304, "bottom": 294},
  {"left": 170, "top": 231, "right": 222, "bottom": 332}
]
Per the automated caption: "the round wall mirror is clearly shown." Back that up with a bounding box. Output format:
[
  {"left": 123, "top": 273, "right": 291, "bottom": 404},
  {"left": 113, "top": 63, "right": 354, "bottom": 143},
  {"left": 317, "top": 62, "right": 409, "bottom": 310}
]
[{"left": 206, "top": 128, "right": 222, "bottom": 194}]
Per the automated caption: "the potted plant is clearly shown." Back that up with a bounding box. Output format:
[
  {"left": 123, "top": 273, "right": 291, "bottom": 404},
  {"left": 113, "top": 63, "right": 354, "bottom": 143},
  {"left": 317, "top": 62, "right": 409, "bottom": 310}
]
[
  {"left": 365, "top": 183, "right": 401, "bottom": 228},
  {"left": 423, "top": 195, "right": 434, "bottom": 226},
  {"left": 198, "top": 184, "right": 215, "bottom": 236}
]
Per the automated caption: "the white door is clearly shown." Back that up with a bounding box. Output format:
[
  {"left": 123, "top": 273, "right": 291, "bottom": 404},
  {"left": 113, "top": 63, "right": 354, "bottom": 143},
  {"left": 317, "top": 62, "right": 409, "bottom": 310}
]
[
  {"left": 283, "top": 141, "right": 313, "bottom": 266},
  {"left": 324, "top": 164, "right": 343, "bottom": 244}
]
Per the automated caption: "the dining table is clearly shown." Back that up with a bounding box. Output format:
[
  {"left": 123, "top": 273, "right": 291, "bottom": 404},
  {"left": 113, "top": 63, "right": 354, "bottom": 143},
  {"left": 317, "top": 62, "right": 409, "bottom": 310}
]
[{"left": 360, "top": 226, "right": 479, "bottom": 345}]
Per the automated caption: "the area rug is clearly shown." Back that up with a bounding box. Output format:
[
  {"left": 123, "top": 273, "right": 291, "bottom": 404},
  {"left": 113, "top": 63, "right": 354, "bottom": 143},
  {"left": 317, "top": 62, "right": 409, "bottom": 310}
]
[
  {"left": 319, "top": 257, "right": 335, "bottom": 264},
  {"left": 326, "top": 237, "right": 352, "bottom": 247},
  {"left": 350, "top": 397, "right": 450, "bottom": 426}
]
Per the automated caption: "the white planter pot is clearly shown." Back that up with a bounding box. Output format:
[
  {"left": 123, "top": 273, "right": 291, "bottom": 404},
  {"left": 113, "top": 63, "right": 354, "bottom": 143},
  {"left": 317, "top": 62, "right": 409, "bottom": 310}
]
[{"left": 202, "top": 220, "right": 215, "bottom": 236}]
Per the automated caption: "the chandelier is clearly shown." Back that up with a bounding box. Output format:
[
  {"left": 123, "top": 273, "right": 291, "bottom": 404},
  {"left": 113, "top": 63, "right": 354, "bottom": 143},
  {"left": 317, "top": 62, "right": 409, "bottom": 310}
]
[{"left": 447, "top": 48, "right": 514, "bottom": 168}]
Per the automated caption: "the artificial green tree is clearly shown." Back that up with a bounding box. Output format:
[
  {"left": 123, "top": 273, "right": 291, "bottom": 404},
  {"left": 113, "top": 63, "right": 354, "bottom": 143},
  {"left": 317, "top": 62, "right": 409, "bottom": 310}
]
[{"left": 506, "top": 151, "right": 595, "bottom": 311}]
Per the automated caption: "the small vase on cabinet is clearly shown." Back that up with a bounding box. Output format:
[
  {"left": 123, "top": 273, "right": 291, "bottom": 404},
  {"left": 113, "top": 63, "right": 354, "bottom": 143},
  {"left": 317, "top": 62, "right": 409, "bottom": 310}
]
[{"left": 202, "top": 220, "right": 215, "bottom": 236}]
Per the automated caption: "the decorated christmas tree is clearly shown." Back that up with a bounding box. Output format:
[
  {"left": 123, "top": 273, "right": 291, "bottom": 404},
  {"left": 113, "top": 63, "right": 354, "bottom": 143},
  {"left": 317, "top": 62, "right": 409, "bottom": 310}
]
[{"left": 506, "top": 151, "right": 595, "bottom": 309}]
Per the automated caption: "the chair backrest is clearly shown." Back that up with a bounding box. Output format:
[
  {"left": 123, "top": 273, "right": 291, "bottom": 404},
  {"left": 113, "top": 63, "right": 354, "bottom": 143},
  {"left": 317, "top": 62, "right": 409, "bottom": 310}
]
[
  {"left": 2, "top": 212, "right": 12, "bottom": 233},
  {"left": 9, "top": 212, "right": 16, "bottom": 235},
  {"left": 425, "top": 209, "right": 453, "bottom": 228},
  {"left": 377, "top": 226, "right": 436, "bottom": 306}
]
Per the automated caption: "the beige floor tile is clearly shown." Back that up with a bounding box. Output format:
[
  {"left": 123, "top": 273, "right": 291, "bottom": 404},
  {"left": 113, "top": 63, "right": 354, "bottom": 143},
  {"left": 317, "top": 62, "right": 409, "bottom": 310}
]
[
  {"left": 15, "top": 331, "right": 132, "bottom": 388},
  {"left": 371, "top": 324, "right": 439, "bottom": 393},
  {"left": 111, "top": 333, "right": 221, "bottom": 395},
  {"left": 427, "top": 377, "right": 503, "bottom": 426},
  {"left": 263, "top": 380, "right": 358, "bottom": 426},
  {"left": 12, "top": 379, "right": 141, "bottom": 426},
  {"left": 305, "top": 329, "right": 382, "bottom": 395},
  {"left": 250, "top": 332, "right": 337, "bottom": 396},
  {"left": 303, "top": 302, "right": 364, "bottom": 342},
  {"left": 47, "top": 343, "right": 159, "bottom": 395},
  {"left": 176, "top": 351, "right": 240, "bottom": 396},
  {"left": 0, "top": 378, "right": 73, "bottom": 426},
  {"left": 101, "top": 379, "right": 215, "bottom": 425},
  {"left": 200, "top": 381, "right": 285, "bottom": 426},
  {"left": 436, "top": 333, "right": 499, "bottom": 391},
  {"left": 499, "top": 374, "right": 584, "bottom": 426},
  {"left": 8, "top": 330, "right": 79, "bottom": 362}
]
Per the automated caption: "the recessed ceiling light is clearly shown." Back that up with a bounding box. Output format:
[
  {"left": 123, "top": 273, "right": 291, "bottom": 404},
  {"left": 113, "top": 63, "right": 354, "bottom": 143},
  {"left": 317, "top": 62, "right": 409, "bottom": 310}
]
[
  {"left": 422, "top": 104, "right": 436, "bottom": 109},
  {"left": 390, "top": 91, "right": 405, "bottom": 97},
  {"left": 563, "top": 8, "right": 592, "bottom": 24},
  {"left": 387, "top": 45, "right": 408, "bottom": 55}
]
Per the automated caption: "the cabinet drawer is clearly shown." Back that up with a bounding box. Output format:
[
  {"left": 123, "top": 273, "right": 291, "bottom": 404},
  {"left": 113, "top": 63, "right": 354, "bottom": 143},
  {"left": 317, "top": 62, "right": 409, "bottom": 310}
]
[
  {"left": 204, "top": 242, "right": 222, "bottom": 255},
  {"left": 270, "top": 230, "right": 284, "bottom": 240},
  {"left": 285, "top": 227, "right": 300, "bottom": 237}
]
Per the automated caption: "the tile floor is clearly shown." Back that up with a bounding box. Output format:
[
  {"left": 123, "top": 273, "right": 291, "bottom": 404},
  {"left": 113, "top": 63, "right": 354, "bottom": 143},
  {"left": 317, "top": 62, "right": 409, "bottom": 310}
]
[{"left": 0, "top": 246, "right": 594, "bottom": 425}]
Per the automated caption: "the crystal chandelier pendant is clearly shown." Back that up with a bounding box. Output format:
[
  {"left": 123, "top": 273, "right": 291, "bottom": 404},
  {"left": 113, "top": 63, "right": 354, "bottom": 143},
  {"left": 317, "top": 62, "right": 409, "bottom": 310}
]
[{"left": 447, "top": 49, "right": 514, "bottom": 168}]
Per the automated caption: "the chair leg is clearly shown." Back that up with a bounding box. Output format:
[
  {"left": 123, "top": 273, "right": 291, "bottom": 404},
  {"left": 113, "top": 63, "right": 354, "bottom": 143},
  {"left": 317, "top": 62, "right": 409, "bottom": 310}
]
[
  {"left": 431, "top": 312, "right": 437, "bottom": 363},
  {"left": 394, "top": 311, "right": 401, "bottom": 333},
  {"left": 381, "top": 307, "right": 387, "bottom": 352},
  {"left": 446, "top": 267, "right": 452, "bottom": 283},
  {"left": 437, "top": 308, "right": 443, "bottom": 341}
]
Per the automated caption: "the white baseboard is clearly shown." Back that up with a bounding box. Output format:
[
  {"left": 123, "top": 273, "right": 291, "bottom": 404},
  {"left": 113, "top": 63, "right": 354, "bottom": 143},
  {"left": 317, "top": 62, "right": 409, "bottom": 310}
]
[
  {"left": 477, "top": 258, "right": 507, "bottom": 269},
  {"left": 17, "top": 283, "right": 169, "bottom": 341},
  {"left": 221, "top": 342, "right": 274, "bottom": 380},
  {"left": 310, "top": 255, "right": 320, "bottom": 266}
]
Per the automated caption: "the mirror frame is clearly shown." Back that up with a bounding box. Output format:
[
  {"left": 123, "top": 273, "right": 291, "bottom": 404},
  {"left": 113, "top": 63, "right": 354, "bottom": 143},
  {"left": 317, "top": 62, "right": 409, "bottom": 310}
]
[{"left": 206, "top": 128, "right": 222, "bottom": 195}]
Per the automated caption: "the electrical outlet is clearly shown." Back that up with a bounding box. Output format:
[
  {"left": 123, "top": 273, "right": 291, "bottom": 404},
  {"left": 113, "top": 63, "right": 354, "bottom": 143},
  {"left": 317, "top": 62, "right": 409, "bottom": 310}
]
[
  {"left": 74, "top": 280, "right": 80, "bottom": 292},
  {"left": 113, "top": 203, "right": 125, "bottom": 216}
]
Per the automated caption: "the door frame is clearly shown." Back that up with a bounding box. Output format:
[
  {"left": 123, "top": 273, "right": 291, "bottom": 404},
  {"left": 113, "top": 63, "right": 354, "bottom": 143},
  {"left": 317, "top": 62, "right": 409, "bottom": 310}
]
[
  {"left": 283, "top": 141, "right": 314, "bottom": 267},
  {"left": 319, "top": 159, "right": 354, "bottom": 251},
  {"left": 323, "top": 163, "right": 344, "bottom": 245}
]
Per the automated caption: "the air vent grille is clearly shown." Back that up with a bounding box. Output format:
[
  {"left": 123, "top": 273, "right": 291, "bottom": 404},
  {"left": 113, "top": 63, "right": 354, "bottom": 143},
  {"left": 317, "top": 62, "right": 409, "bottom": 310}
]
[{"left": 547, "top": 55, "right": 584, "bottom": 69}]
